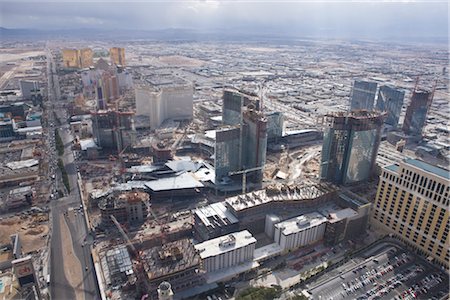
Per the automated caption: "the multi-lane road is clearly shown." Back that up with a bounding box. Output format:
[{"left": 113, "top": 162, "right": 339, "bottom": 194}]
[{"left": 46, "top": 49, "right": 100, "bottom": 300}]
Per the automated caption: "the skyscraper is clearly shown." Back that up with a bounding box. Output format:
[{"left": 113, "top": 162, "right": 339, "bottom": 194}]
[
  {"left": 372, "top": 159, "right": 449, "bottom": 267},
  {"left": 110, "top": 47, "right": 126, "bottom": 66},
  {"left": 350, "top": 80, "right": 378, "bottom": 111},
  {"left": 92, "top": 110, "right": 136, "bottom": 153},
  {"left": 320, "top": 110, "right": 385, "bottom": 184},
  {"left": 214, "top": 107, "right": 267, "bottom": 184},
  {"left": 222, "top": 90, "right": 259, "bottom": 125},
  {"left": 376, "top": 85, "right": 405, "bottom": 127},
  {"left": 62, "top": 48, "right": 93, "bottom": 68},
  {"left": 402, "top": 91, "right": 433, "bottom": 136}
]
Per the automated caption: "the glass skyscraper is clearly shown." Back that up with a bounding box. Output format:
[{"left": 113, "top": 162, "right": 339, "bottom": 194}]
[
  {"left": 376, "top": 85, "right": 405, "bottom": 127},
  {"left": 320, "top": 111, "right": 386, "bottom": 185},
  {"left": 350, "top": 80, "right": 378, "bottom": 111}
]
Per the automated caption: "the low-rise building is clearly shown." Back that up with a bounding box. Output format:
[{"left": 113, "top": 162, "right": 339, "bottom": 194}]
[
  {"left": 273, "top": 212, "right": 327, "bottom": 253},
  {"left": 194, "top": 230, "right": 256, "bottom": 273}
]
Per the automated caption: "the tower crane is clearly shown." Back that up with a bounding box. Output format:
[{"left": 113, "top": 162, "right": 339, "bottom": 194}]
[{"left": 229, "top": 166, "right": 264, "bottom": 195}]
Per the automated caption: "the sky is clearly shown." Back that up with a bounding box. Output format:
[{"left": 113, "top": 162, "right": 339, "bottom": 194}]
[{"left": 0, "top": 1, "right": 448, "bottom": 40}]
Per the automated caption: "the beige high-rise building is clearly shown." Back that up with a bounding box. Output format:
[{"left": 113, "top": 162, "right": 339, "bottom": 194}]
[
  {"left": 62, "top": 49, "right": 79, "bottom": 68},
  {"left": 62, "top": 48, "right": 93, "bottom": 68},
  {"left": 79, "top": 48, "right": 93, "bottom": 68},
  {"left": 372, "top": 158, "right": 449, "bottom": 267},
  {"left": 110, "top": 47, "right": 126, "bottom": 66}
]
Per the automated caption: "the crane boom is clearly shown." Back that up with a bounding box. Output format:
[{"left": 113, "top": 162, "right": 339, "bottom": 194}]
[
  {"left": 110, "top": 215, "right": 137, "bottom": 254},
  {"left": 229, "top": 166, "right": 264, "bottom": 194}
]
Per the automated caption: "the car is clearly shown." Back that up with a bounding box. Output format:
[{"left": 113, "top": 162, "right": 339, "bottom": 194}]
[{"left": 85, "top": 266, "right": 88, "bottom": 271}]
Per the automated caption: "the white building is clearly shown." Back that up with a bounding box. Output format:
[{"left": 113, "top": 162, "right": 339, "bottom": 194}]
[
  {"left": 135, "top": 75, "right": 193, "bottom": 129},
  {"left": 274, "top": 212, "right": 327, "bottom": 253},
  {"left": 194, "top": 230, "right": 256, "bottom": 273}
]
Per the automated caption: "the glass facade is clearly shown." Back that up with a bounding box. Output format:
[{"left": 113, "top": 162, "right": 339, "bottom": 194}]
[
  {"left": 350, "top": 80, "right": 377, "bottom": 111},
  {"left": 376, "top": 85, "right": 404, "bottom": 127},
  {"left": 345, "top": 129, "right": 377, "bottom": 183}
]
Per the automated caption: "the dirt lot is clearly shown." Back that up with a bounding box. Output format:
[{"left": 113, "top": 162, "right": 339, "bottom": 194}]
[
  {"left": 0, "top": 214, "right": 49, "bottom": 253},
  {"left": 158, "top": 55, "right": 206, "bottom": 67}
]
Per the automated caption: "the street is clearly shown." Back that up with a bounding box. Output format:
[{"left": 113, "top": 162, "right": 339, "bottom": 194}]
[{"left": 47, "top": 48, "right": 100, "bottom": 300}]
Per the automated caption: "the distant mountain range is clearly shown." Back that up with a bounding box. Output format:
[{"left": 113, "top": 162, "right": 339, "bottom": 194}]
[{"left": 1, "top": 27, "right": 447, "bottom": 45}]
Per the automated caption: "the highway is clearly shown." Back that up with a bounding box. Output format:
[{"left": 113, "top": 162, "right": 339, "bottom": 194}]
[{"left": 46, "top": 48, "right": 100, "bottom": 300}]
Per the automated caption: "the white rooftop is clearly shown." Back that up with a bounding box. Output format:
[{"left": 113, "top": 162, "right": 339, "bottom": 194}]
[
  {"left": 6, "top": 159, "right": 39, "bottom": 170},
  {"left": 275, "top": 212, "right": 327, "bottom": 236},
  {"left": 194, "top": 202, "right": 238, "bottom": 228},
  {"left": 194, "top": 230, "right": 256, "bottom": 259},
  {"left": 79, "top": 138, "right": 97, "bottom": 151},
  {"left": 327, "top": 208, "right": 358, "bottom": 223},
  {"left": 145, "top": 172, "right": 204, "bottom": 192}
]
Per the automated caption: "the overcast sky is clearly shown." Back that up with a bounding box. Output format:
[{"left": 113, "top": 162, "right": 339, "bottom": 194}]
[{"left": 1, "top": 1, "right": 448, "bottom": 39}]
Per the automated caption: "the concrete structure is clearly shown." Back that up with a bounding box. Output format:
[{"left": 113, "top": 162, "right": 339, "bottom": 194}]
[
  {"left": 91, "top": 110, "right": 136, "bottom": 152},
  {"left": 135, "top": 75, "right": 193, "bottom": 129},
  {"left": 142, "top": 239, "right": 204, "bottom": 299},
  {"left": 98, "top": 191, "right": 148, "bottom": 225},
  {"left": 194, "top": 230, "right": 256, "bottom": 273},
  {"left": 402, "top": 91, "right": 433, "bottom": 136},
  {"left": 372, "top": 159, "right": 449, "bottom": 267},
  {"left": 62, "top": 48, "right": 93, "bottom": 69},
  {"left": 273, "top": 212, "right": 327, "bottom": 253},
  {"left": 100, "top": 245, "right": 134, "bottom": 287},
  {"left": 157, "top": 281, "right": 174, "bottom": 300},
  {"left": 110, "top": 47, "right": 126, "bottom": 66},
  {"left": 320, "top": 110, "right": 386, "bottom": 185},
  {"left": 376, "top": 85, "right": 405, "bottom": 127},
  {"left": 193, "top": 202, "right": 239, "bottom": 242},
  {"left": 349, "top": 80, "right": 377, "bottom": 111}
]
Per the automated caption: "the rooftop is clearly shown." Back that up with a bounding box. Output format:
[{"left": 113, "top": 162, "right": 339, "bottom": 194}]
[
  {"left": 142, "top": 238, "right": 200, "bottom": 280},
  {"left": 194, "top": 230, "right": 256, "bottom": 259},
  {"left": 404, "top": 158, "right": 450, "bottom": 180},
  {"left": 145, "top": 172, "right": 204, "bottom": 192},
  {"left": 225, "top": 183, "right": 335, "bottom": 212},
  {"left": 274, "top": 212, "right": 327, "bottom": 236},
  {"left": 193, "top": 202, "right": 238, "bottom": 229}
]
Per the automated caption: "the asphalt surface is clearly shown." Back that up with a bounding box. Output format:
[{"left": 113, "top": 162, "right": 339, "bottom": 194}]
[
  {"left": 306, "top": 241, "right": 449, "bottom": 300},
  {"left": 47, "top": 49, "right": 100, "bottom": 300}
]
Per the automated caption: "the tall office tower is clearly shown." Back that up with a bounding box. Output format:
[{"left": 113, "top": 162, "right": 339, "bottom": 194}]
[
  {"left": 265, "top": 111, "right": 284, "bottom": 141},
  {"left": 214, "top": 108, "right": 267, "bottom": 184},
  {"left": 110, "top": 47, "right": 126, "bottom": 66},
  {"left": 222, "top": 90, "right": 259, "bottom": 125},
  {"left": 376, "top": 85, "right": 405, "bottom": 127},
  {"left": 79, "top": 48, "right": 93, "bottom": 68},
  {"left": 372, "top": 159, "right": 449, "bottom": 267},
  {"left": 91, "top": 110, "right": 136, "bottom": 153},
  {"left": 320, "top": 111, "right": 385, "bottom": 185},
  {"left": 62, "top": 49, "right": 80, "bottom": 68},
  {"left": 215, "top": 127, "right": 242, "bottom": 182},
  {"left": 350, "top": 80, "right": 378, "bottom": 111},
  {"left": 402, "top": 91, "right": 433, "bottom": 136},
  {"left": 241, "top": 108, "right": 268, "bottom": 182},
  {"left": 135, "top": 75, "right": 193, "bottom": 129}
]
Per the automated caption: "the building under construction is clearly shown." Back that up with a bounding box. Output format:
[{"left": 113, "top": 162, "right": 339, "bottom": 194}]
[
  {"left": 402, "top": 90, "right": 433, "bottom": 136},
  {"left": 141, "top": 238, "right": 204, "bottom": 299},
  {"left": 98, "top": 191, "right": 149, "bottom": 226},
  {"left": 319, "top": 110, "right": 386, "bottom": 185},
  {"left": 91, "top": 110, "right": 136, "bottom": 153}
]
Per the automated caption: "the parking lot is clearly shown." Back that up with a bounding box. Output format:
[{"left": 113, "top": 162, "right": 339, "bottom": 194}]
[{"left": 306, "top": 241, "right": 449, "bottom": 300}]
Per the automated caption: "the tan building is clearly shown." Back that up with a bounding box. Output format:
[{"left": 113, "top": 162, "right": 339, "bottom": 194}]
[
  {"left": 372, "top": 158, "right": 449, "bottom": 267},
  {"left": 110, "top": 47, "right": 125, "bottom": 66},
  {"left": 79, "top": 48, "right": 93, "bottom": 68},
  {"left": 62, "top": 48, "right": 93, "bottom": 68},
  {"left": 62, "top": 49, "right": 79, "bottom": 68}
]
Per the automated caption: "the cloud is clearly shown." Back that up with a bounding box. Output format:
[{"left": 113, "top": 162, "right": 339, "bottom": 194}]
[{"left": 0, "top": 1, "right": 447, "bottom": 39}]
